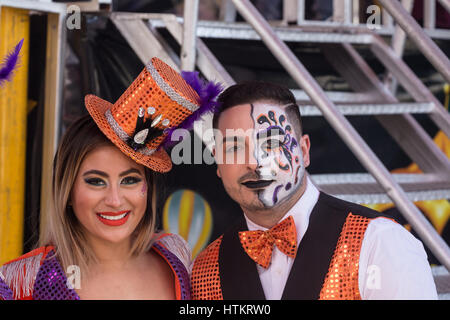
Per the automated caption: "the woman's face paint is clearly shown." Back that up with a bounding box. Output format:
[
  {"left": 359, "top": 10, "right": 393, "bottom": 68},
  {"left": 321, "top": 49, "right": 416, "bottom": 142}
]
[
  {"left": 251, "top": 103, "right": 305, "bottom": 207},
  {"left": 140, "top": 182, "right": 147, "bottom": 197}
]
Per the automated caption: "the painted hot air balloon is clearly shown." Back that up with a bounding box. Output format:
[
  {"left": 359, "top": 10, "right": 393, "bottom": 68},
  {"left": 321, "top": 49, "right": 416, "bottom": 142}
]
[{"left": 163, "top": 189, "right": 213, "bottom": 258}]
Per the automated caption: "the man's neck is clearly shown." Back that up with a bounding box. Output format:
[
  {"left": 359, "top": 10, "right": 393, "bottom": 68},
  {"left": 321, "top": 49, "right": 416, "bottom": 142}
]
[{"left": 242, "top": 175, "right": 308, "bottom": 229}]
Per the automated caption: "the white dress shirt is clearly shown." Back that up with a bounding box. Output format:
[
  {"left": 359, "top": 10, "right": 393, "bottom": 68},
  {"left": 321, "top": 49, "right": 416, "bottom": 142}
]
[{"left": 243, "top": 176, "right": 438, "bottom": 300}]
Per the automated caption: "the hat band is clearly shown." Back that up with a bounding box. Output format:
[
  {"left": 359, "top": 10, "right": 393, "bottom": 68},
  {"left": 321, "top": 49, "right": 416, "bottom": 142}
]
[
  {"left": 146, "top": 61, "right": 199, "bottom": 113},
  {"left": 105, "top": 109, "right": 156, "bottom": 156}
]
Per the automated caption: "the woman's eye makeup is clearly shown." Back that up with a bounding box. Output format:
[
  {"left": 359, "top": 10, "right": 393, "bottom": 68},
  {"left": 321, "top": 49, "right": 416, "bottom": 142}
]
[
  {"left": 121, "top": 176, "right": 142, "bottom": 185},
  {"left": 84, "top": 177, "right": 106, "bottom": 186},
  {"left": 83, "top": 174, "right": 143, "bottom": 186}
]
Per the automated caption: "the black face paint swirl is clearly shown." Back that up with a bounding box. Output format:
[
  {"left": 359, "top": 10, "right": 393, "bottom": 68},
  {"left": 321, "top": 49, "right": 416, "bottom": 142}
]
[{"left": 250, "top": 103, "right": 305, "bottom": 208}]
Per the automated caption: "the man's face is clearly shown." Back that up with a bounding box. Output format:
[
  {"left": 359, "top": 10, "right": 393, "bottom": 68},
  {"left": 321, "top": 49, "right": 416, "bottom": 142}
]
[{"left": 214, "top": 101, "right": 310, "bottom": 212}]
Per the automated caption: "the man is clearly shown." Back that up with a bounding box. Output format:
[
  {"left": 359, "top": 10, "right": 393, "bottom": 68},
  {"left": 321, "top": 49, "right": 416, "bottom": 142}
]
[{"left": 191, "top": 81, "right": 438, "bottom": 300}]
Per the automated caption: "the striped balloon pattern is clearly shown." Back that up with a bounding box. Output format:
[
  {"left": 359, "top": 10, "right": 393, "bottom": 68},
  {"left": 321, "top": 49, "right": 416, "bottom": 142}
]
[{"left": 162, "top": 189, "right": 213, "bottom": 258}]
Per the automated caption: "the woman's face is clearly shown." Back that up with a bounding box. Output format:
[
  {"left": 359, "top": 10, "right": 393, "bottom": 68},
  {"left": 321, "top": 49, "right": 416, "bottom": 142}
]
[{"left": 71, "top": 145, "right": 148, "bottom": 246}]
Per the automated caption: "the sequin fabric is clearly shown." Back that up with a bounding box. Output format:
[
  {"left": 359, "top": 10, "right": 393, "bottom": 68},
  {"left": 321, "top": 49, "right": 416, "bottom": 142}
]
[
  {"left": 238, "top": 215, "right": 297, "bottom": 269},
  {"left": 192, "top": 213, "right": 375, "bottom": 300},
  {"left": 0, "top": 277, "right": 13, "bottom": 300},
  {"left": 319, "top": 213, "right": 370, "bottom": 300},
  {"left": 191, "top": 236, "right": 223, "bottom": 300},
  {"left": 105, "top": 109, "right": 156, "bottom": 156},
  {"left": 85, "top": 57, "right": 201, "bottom": 172},
  {"left": 33, "top": 251, "right": 79, "bottom": 300},
  {"left": 153, "top": 243, "right": 191, "bottom": 300},
  {"left": 146, "top": 59, "right": 199, "bottom": 112},
  {"left": 109, "top": 59, "right": 198, "bottom": 151}
]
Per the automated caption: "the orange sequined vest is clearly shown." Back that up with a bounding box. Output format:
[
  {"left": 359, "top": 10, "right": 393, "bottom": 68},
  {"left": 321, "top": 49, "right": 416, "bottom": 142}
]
[{"left": 191, "top": 192, "right": 392, "bottom": 300}]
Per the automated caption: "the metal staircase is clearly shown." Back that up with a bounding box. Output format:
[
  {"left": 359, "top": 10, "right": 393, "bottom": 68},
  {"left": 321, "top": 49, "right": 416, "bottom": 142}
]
[{"left": 109, "top": 0, "right": 450, "bottom": 275}]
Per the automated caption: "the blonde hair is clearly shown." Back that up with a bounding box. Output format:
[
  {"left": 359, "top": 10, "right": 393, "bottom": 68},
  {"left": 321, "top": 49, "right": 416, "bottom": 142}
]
[{"left": 39, "top": 115, "right": 159, "bottom": 275}]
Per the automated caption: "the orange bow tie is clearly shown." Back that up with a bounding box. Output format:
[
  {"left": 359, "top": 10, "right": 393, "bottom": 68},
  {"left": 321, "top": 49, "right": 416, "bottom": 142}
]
[{"left": 238, "top": 215, "right": 298, "bottom": 269}]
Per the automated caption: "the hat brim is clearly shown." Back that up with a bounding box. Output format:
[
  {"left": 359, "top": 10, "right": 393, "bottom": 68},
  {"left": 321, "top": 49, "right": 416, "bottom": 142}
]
[{"left": 85, "top": 94, "right": 172, "bottom": 173}]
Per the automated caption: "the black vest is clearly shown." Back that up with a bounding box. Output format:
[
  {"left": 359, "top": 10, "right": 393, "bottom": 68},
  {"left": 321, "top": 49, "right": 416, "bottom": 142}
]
[{"left": 218, "top": 192, "right": 388, "bottom": 300}]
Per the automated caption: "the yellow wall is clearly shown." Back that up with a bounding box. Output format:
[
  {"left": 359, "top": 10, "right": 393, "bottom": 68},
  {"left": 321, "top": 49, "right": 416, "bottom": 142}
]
[{"left": 0, "top": 7, "right": 29, "bottom": 264}]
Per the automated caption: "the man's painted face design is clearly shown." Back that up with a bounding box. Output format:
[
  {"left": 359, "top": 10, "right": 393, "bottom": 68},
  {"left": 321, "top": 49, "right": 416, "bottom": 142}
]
[{"left": 249, "top": 103, "right": 305, "bottom": 207}]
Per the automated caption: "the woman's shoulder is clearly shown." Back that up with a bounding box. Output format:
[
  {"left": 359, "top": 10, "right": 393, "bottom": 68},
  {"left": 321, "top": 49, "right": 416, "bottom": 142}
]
[
  {"left": 0, "top": 246, "right": 55, "bottom": 300},
  {"left": 153, "top": 232, "right": 192, "bottom": 271},
  {"left": 2, "top": 246, "right": 54, "bottom": 266}
]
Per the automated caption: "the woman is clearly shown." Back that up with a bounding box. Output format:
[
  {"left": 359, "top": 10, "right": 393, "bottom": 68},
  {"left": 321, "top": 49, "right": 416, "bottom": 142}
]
[{"left": 0, "top": 57, "right": 222, "bottom": 300}]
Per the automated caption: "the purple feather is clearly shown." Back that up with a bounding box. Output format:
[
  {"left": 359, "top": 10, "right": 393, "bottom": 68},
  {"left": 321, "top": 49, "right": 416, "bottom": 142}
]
[
  {"left": 161, "top": 71, "right": 223, "bottom": 148},
  {"left": 0, "top": 39, "right": 24, "bottom": 86}
]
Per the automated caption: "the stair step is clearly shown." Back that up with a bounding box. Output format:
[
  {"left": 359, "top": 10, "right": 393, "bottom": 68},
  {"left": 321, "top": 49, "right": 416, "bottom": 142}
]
[
  {"left": 311, "top": 173, "right": 450, "bottom": 204},
  {"left": 196, "top": 22, "right": 374, "bottom": 44},
  {"left": 291, "top": 90, "right": 436, "bottom": 115},
  {"left": 432, "top": 266, "right": 450, "bottom": 300},
  {"left": 115, "top": 13, "right": 450, "bottom": 42},
  {"left": 147, "top": 18, "right": 375, "bottom": 44},
  {"left": 299, "top": 102, "right": 435, "bottom": 116},
  {"left": 292, "top": 90, "right": 375, "bottom": 104}
]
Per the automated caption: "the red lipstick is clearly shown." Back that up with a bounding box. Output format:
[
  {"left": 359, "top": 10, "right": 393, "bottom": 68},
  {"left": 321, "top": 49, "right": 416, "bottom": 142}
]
[{"left": 96, "top": 210, "right": 130, "bottom": 226}]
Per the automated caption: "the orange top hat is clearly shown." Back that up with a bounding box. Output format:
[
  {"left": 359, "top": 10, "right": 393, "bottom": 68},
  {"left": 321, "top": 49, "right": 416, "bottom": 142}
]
[{"left": 85, "top": 57, "right": 222, "bottom": 173}]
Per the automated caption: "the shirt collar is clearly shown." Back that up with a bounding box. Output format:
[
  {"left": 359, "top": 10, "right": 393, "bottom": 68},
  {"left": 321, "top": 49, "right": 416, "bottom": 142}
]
[{"left": 244, "top": 176, "right": 320, "bottom": 242}]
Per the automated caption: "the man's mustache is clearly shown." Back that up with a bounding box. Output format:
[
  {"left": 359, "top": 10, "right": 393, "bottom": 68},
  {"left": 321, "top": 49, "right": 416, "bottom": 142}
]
[
  {"left": 238, "top": 172, "right": 260, "bottom": 184},
  {"left": 238, "top": 169, "right": 276, "bottom": 184}
]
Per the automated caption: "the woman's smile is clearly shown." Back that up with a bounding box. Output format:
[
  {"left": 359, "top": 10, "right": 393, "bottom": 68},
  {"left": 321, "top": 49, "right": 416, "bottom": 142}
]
[
  {"left": 96, "top": 210, "right": 131, "bottom": 226},
  {"left": 71, "top": 145, "right": 148, "bottom": 244}
]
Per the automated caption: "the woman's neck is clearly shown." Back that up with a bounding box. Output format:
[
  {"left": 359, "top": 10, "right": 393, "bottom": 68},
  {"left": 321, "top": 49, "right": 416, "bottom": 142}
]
[{"left": 86, "top": 235, "right": 136, "bottom": 272}]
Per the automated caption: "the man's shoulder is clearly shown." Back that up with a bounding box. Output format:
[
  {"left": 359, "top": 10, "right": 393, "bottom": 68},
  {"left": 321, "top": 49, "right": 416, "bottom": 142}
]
[{"left": 317, "top": 192, "right": 394, "bottom": 221}]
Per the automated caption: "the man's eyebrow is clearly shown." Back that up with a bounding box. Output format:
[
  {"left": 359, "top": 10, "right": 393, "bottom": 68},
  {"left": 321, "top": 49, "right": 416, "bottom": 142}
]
[{"left": 256, "top": 126, "right": 284, "bottom": 140}]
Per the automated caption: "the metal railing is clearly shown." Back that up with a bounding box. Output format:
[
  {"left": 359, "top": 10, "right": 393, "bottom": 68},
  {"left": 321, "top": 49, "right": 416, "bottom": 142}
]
[
  {"left": 220, "top": 0, "right": 450, "bottom": 39},
  {"left": 378, "top": 0, "right": 450, "bottom": 84}
]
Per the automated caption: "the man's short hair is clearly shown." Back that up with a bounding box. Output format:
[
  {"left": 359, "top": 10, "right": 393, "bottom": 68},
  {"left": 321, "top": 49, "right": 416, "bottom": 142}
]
[{"left": 213, "top": 81, "right": 303, "bottom": 136}]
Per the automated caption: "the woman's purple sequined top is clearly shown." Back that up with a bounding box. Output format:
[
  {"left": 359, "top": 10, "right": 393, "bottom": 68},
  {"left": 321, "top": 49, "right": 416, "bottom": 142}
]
[{"left": 0, "top": 234, "right": 191, "bottom": 300}]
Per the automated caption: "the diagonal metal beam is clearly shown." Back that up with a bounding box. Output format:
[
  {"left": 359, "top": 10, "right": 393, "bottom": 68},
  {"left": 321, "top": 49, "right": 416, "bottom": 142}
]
[
  {"left": 161, "top": 14, "right": 235, "bottom": 153},
  {"left": 320, "top": 42, "right": 450, "bottom": 175},
  {"left": 181, "top": 0, "right": 199, "bottom": 71},
  {"left": 161, "top": 15, "right": 235, "bottom": 86},
  {"left": 370, "top": 35, "right": 450, "bottom": 139},
  {"left": 377, "top": 0, "right": 450, "bottom": 84},
  {"left": 438, "top": 0, "right": 450, "bottom": 13},
  {"left": 110, "top": 14, "right": 179, "bottom": 71}
]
